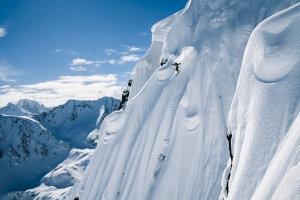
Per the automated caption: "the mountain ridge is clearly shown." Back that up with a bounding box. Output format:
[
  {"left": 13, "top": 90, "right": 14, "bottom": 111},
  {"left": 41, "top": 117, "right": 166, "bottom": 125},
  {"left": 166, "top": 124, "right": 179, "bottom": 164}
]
[{"left": 1, "top": 97, "right": 120, "bottom": 199}]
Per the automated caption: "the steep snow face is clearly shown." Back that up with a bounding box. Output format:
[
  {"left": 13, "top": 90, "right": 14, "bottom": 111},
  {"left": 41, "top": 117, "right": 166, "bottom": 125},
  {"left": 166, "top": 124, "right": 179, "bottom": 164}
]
[
  {"left": 222, "top": 3, "right": 300, "bottom": 200},
  {"left": 0, "top": 115, "right": 70, "bottom": 198},
  {"left": 35, "top": 97, "right": 120, "bottom": 148},
  {"left": 129, "top": 9, "right": 185, "bottom": 98},
  {"left": 64, "top": 0, "right": 300, "bottom": 200}
]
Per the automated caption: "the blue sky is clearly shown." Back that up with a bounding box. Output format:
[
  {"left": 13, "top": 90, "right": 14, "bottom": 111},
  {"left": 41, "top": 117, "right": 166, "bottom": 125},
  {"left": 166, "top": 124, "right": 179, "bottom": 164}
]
[{"left": 0, "top": 0, "right": 187, "bottom": 107}]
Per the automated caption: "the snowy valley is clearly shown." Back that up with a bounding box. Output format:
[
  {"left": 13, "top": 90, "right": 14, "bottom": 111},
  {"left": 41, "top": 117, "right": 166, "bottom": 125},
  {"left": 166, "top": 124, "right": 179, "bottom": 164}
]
[{"left": 0, "top": 97, "right": 120, "bottom": 199}]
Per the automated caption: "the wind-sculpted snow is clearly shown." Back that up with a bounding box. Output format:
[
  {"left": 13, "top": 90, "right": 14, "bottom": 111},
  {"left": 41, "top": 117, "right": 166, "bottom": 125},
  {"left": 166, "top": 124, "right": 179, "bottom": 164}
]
[
  {"left": 129, "top": 9, "right": 185, "bottom": 98},
  {"left": 0, "top": 115, "right": 70, "bottom": 198},
  {"left": 223, "top": 3, "right": 300, "bottom": 200},
  {"left": 252, "top": 6, "right": 300, "bottom": 83},
  {"left": 65, "top": 0, "right": 300, "bottom": 200},
  {"left": 65, "top": 46, "right": 228, "bottom": 199}
]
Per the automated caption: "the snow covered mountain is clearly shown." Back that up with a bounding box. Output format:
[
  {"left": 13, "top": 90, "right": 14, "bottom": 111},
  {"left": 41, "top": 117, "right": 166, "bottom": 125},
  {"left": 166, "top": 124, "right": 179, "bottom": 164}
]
[
  {"left": 0, "top": 99, "right": 50, "bottom": 116},
  {"left": 17, "top": 99, "right": 50, "bottom": 115},
  {"left": 0, "top": 102, "right": 33, "bottom": 116},
  {"left": 62, "top": 0, "right": 300, "bottom": 200},
  {"left": 0, "top": 115, "right": 70, "bottom": 198},
  {"left": 34, "top": 97, "right": 120, "bottom": 148},
  {"left": 1, "top": 97, "right": 120, "bottom": 199}
]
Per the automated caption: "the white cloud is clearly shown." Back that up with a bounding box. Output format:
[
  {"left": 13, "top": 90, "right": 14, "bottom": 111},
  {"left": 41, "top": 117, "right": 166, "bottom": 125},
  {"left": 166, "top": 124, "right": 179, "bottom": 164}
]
[
  {"left": 122, "top": 45, "right": 145, "bottom": 52},
  {"left": 0, "top": 74, "right": 123, "bottom": 108},
  {"left": 70, "top": 58, "right": 116, "bottom": 68},
  {"left": 0, "top": 65, "right": 19, "bottom": 82},
  {"left": 118, "top": 54, "right": 141, "bottom": 64},
  {"left": 129, "top": 47, "right": 145, "bottom": 52},
  {"left": 71, "top": 58, "right": 90, "bottom": 66},
  {"left": 139, "top": 32, "right": 148, "bottom": 36},
  {"left": 70, "top": 66, "right": 88, "bottom": 71},
  {"left": 0, "top": 85, "right": 10, "bottom": 89},
  {"left": 108, "top": 59, "right": 116, "bottom": 64},
  {"left": 0, "top": 28, "right": 7, "bottom": 38},
  {"left": 55, "top": 49, "right": 61, "bottom": 52},
  {"left": 103, "top": 49, "right": 116, "bottom": 55}
]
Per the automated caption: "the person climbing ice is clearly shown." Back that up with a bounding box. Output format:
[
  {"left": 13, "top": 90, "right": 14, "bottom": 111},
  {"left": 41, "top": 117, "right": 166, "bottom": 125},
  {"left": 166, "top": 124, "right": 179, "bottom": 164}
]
[{"left": 172, "top": 62, "right": 181, "bottom": 75}]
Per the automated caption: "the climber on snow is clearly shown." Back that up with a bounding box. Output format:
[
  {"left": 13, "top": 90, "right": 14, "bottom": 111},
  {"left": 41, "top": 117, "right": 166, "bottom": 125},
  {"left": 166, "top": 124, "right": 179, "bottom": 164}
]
[
  {"left": 119, "top": 79, "right": 133, "bottom": 110},
  {"left": 160, "top": 58, "right": 168, "bottom": 66},
  {"left": 172, "top": 62, "right": 181, "bottom": 73},
  {"left": 128, "top": 79, "right": 133, "bottom": 87}
]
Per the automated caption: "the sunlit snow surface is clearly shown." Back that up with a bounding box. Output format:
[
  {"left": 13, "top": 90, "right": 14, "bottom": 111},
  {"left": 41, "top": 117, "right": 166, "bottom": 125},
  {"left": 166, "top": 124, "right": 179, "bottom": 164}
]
[
  {"left": 224, "top": 3, "right": 300, "bottom": 200},
  {"left": 63, "top": 0, "right": 300, "bottom": 199}
]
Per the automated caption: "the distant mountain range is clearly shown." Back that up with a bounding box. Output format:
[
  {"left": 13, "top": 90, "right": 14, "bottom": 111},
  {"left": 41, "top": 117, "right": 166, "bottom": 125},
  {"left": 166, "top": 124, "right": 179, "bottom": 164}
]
[
  {"left": 0, "top": 99, "right": 50, "bottom": 116},
  {"left": 0, "top": 97, "right": 120, "bottom": 199}
]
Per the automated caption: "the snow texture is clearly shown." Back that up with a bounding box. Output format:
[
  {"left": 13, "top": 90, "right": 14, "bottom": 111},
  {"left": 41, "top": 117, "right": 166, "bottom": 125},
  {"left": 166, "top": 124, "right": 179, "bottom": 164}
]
[
  {"left": 64, "top": 0, "right": 300, "bottom": 200},
  {"left": 224, "top": 3, "right": 300, "bottom": 200}
]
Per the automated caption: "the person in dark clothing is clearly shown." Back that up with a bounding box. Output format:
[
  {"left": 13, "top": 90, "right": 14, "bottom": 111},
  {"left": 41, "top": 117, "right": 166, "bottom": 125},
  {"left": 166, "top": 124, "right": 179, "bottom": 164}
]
[
  {"left": 128, "top": 79, "right": 133, "bottom": 87},
  {"left": 172, "top": 63, "right": 181, "bottom": 73},
  {"left": 160, "top": 58, "right": 168, "bottom": 66},
  {"left": 74, "top": 197, "right": 79, "bottom": 200},
  {"left": 119, "top": 89, "right": 130, "bottom": 110},
  {"left": 119, "top": 79, "right": 133, "bottom": 110}
]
